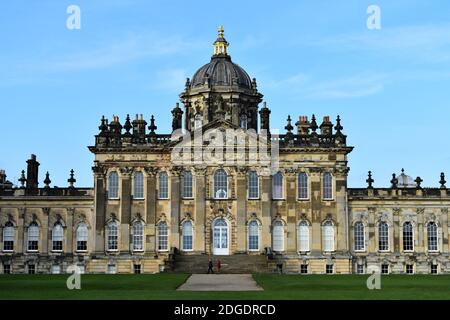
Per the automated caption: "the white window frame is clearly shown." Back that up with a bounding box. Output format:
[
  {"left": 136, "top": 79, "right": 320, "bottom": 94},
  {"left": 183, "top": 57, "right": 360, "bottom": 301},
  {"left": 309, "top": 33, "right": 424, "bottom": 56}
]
[
  {"left": 157, "top": 222, "right": 169, "bottom": 252},
  {"left": 181, "top": 171, "right": 194, "bottom": 199},
  {"left": 298, "top": 221, "right": 310, "bottom": 252},
  {"left": 76, "top": 223, "right": 88, "bottom": 252},
  {"left": 108, "top": 171, "right": 119, "bottom": 199},
  {"left": 27, "top": 222, "right": 39, "bottom": 252},
  {"left": 354, "top": 222, "right": 365, "bottom": 252},
  {"left": 2, "top": 222, "right": 14, "bottom": 252},
  {"left": 403, "top": 221, "right": 414, "bottom": 252},
  {"left": 378, "top": 222, "right": 390, "bottom": 252},
  {"left": 248, "top": 171, "right": 259, "bottom": 199},
  {"left": 106, "top": 221, "right": 119, "bottom": 252},
  {"left": 298, "top": 173, "right": 309, "bottom": 200},
  {"left": 248, "top": 220, "right": 260, "bottom": 252},
  {"left": 133, "top": 171, "right": 145, "bottom": 200},
  {"left": 182, "top": 221, "right": 193, "bottom": 252},
  {"left": 132, "top": 222, "right": 144, "bottom": 252},
  {"left": 323, "top": 221, "right": 335, "bottom": 252},
  {"left": 427, "top": 222, "right": 439, "bottom": 252},
  {"left": 272, "top": 221, "right": 285, "bottom": 252},
  {"left": 214, "top": 169, "right": 228, "bottom": 200},
  {"left": 52, "top": 223, "right": 64, "bottom": 252},
  {"left": 158, "top": 172, "right": 169, "bottom": 199},
  {"left": 322, "top": 172, "right": 334, "bottom": 201},
  {"left": 272, "top": 172, "right": 284, "bottom": 200}
]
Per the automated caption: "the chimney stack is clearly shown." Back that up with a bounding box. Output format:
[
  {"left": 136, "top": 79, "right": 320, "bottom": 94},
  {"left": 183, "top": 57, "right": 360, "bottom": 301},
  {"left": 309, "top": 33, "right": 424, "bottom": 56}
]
[
  {"left": 26, "top": 154, "right": 40, "bottom": 189},
  {"left": 296, "top": 116, "right": 310, "bottom": 135}
]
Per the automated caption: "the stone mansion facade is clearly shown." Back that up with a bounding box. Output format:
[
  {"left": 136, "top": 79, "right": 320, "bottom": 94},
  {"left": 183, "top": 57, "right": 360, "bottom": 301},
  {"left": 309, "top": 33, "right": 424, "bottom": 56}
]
[{"left": 1, "top": 27, "right": 449, "bottom": 275}]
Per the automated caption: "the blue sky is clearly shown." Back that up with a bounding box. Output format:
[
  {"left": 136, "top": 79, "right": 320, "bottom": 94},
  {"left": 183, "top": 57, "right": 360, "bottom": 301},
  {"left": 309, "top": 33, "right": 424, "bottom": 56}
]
[{"left": 1, "top": 0, "right": 450, "bottom": 188}]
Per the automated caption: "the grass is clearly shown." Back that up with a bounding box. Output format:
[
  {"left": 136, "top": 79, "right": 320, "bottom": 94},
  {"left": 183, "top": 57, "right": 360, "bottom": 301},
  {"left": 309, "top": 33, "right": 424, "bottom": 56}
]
[{"left": 0, "top": 274, "right": 449, "bottom": 300}]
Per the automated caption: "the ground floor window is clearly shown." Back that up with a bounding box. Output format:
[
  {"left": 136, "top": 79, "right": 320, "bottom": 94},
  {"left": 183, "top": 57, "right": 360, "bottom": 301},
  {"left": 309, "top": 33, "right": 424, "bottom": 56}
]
[
  {"left": 182, "top": 221, "right": 193, "bottom": 251},
  {"left": 326, "top": 264, "right": 334, "bottom": 274},
  {"left": 3, "top": 264, "right": 11, "bottom": 274},
  {"left": 107, "top": 264, "right": 116, "bottom": 274},
  {"left": 357, "top": 264, "right": 364, "bottom": 274},
  {"left": 431, "top": 264, "right": 438, "bottom": 275},
  {"left": 406, "top": 264, "right": 414, "bottom": 275},
  {"left": 51, "top": 265, "right": 61, "bottom": 274},
  {"left": 300, "top": 264, "right": 308, "bottom": 274},
  {"left": 157, "top": 222, "right": 169, "bottom": 252},
  {"left": 28, "top": 264, "right": 36, "bottom": 275},
  {"left": 134, "top": 264, "right": 141, "bottom": 274},
  {"left": 248, "top": 220, "right": 259, "bottom": 251},
  {"left": 381, "top": 264, "right": 389, "bottom": 275}
]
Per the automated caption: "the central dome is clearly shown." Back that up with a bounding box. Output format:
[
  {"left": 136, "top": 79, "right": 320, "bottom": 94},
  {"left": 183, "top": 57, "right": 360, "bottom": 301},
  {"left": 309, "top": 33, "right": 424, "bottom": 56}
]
[
  {"left": 190, "top": 26, "right": 253, "bottom": 89},
  {"left": 191, "top": 57, "right": 253, "bottom": 88}
]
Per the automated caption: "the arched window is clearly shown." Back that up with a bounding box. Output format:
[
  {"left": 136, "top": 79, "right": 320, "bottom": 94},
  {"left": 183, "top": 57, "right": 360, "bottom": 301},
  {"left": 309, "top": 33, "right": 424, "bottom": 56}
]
[
  {"left": 27, "top": 222, "right": 39, "bottom": 252},
  {"left": 108, "top": 172, "right": 119, "bottom": 199},
  {"left": 354, "top": 222, "right": 365, "bottom": 251},
  {"left": 3, "top": 222, "right": 14, "bottom": 252},
  {"left": 214, "top": 169, "right": 228, "bottom": 199},
  {"left": 298, "top": 221, "right": 310, "bottom": 252},
  {"left": 378, "top": 222, "right": 389, "bottom": 251},
  {"left": 182, "top": 221, "right": 193, "bottom": 251},
  {"left": 298, "top": 173, "right": 309, "bottom": 200},
  {"left": 323, "top": 172, "right": 333, "bottom": 200},
  {"left": 273, "top": 221, "right": 284, "bottom": 252},
  {"left": 181, "top": 171, "right": 193, "bottom": 199},
  {"left": 248, "top": 171, "right": 259, "bottom": 199},
  {"left": 272, "top": 172, "right": 284, "bottom": 199},
  {"left": 107, "top": 221, "right": 118, "bottom": 251},
  {"left": 248, "top": 220, "right": 259, "bottom": 251},
  {"left": 76, "top": 223, "right": 88, "bottom": 252},
  {"left": 157, "top": 222, "right": 168, "bottom": 252},
  {"left": 403, "top": 222, "right": 414, "bottom": 251},
  {"left": 194, "top": 113, "right": 202, "bottom": 130},
  {"left": 52, "top": 223, "right": 64, "bottom": 251},
  {"left": 323, "top": 221, "right": 335, "bottom": 252},
  {"left": 133, "top": 172, "right": 144, "bottom": 199},
  {"left": 240, "top": 114, "right": 248, "bottom": 130},
  {"left": 427, "top": 222, "right": 438, "bottom": 252},
  {"left": 133, "top": 222, "right": 144, "bottom": 252},
  {"left": 158, "top": 172, "right": 169, "bottom": 199}
]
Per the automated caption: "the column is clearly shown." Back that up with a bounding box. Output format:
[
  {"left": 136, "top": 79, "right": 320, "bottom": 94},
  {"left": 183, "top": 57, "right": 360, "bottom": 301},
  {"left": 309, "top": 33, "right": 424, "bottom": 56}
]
[
  {"left": 145, "top": 167, "right": 158, "bottom": 254},
  {"left": 194, "top": 167, "right": 206, "bottom": 253},
  {"left": 260, "top": 173, "right": 272, "bottom": 250},
  {"left": 286, "top": 171, "right": 297, "bottom": 253},
  {"left": 66, "top": 208, "right": 75, "bottom": 253},
  {"left": 120, "top": 169, "right": 132, "bottom": 252},
  {"left": 170, "top": 168, "right": 181, "bottom": 249},
  {"left": 236, "top": 168, "right": 247, "bottom": 253},
  {"left": 93, "top": 170, "right": 106, "bottom": 253}
]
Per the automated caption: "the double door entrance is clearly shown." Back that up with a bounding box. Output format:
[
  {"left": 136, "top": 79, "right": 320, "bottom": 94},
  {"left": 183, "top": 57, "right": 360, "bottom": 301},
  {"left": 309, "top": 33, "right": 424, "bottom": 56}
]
[{"left": 212, "top": 219, "right": 229, "bottom": 255}]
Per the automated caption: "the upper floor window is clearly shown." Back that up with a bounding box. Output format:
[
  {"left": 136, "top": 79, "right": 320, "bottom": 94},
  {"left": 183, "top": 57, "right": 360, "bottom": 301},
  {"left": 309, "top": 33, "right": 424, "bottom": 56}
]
[
  {"left": 248, "top": 171, "right": 259, "bottom": 199},
  {"left": 214, "top": 169, "right": 228, "bottom": 199},
  {"left": 52, "top": 223, "right": 64, "bottom": 252},
  {"left": 323, "top": 172, "right": 333, "bottom": 200},
  {"left": 181, "top": 171, "right": 193, "bottom": 199},
  {"left": 107, "top": 221, "right": 118, "bottom": 251},
  {"left": 133, "top": 172, "right": 144, "bottom": 199},
  {"left": 298, "top": 221, "right": 310, "bottom": 252},
  {"left": 108, "top": 172, "right": 119, "bottom": 199},
  {"left": 427, "top": 222, "right": 438, "bottom": 252},
  {"left": 157, "top": 222, "right": 169, "bottom": 252},
  {"left": 248, "top": 220, "right": 259, "bottom": 251},
  {"left": 76, "top": 223, "right": 88, "bottom": 252},
  {"left": 132, "top": 221, "right": 144, "bottom": 252},
  {"left": 323, "top": 221, "right": 335, "bottom": 252},
  {"left": 272, "top": 172, "right": 284, "bottom": 200},
  {"left": 2, "top": 222, "right": 14, "bottom": 252},
  {"left": 354, "top": 222, "right": 365, "bottom": 251},
  {"left": 403, "top": 222, "right": 414, "bottom": 252},
  {"left": 182, "top": 221, "right": 193, "bottom": 251},
  {"left": 378, "top": 222, "right": 389, "bottom": 251},
  {"left": 240, "top": 114, "right": 248, "bottom": 130},
  {"left": 194, "top": 113, "right": 202, "bottom": 130},
  {"left": 27, "top": 222, "right": 39, "bottom": 252},
  {"left": 158, "top": 172, "right": 169, "bottom": 199},
  {"left": 298, "top": 173, "right": 309, "bottom": 200}
]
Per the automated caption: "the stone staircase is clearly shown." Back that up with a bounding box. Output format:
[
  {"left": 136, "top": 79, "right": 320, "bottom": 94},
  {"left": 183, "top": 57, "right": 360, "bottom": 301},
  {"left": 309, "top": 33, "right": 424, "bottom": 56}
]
[{"left": 168, "top": 254, "right": 272, "bottom": 274}]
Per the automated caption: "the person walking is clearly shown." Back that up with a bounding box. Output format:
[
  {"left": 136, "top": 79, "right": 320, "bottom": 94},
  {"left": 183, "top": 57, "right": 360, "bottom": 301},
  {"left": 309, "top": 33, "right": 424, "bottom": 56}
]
[{"left": 207, "top": 259, "right": 214, "bottom": 274}]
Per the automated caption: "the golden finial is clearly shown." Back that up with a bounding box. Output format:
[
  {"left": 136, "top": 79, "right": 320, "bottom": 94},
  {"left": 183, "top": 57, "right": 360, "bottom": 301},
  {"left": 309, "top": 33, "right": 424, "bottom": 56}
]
[
  {"left": 213, "top": 25, "right": 229, "bottom": 56},
  {"left": 218, "top": 25, "right": 224, "bottom": 38}
]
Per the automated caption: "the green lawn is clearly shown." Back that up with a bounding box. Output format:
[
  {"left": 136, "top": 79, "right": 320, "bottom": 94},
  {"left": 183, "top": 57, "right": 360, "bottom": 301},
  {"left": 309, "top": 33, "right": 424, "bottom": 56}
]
[{"left": 0, "top": 274, "right": 449, "bottom": 300}]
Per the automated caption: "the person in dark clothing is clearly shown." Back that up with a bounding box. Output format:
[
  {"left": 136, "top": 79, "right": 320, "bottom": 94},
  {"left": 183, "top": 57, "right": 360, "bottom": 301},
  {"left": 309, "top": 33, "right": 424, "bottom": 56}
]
[
  {"left": 207, "top": 259, "right": 214, "bottom": 274},
  {"left": 217, "top": 259, "right": 222, "bottom": 273}
]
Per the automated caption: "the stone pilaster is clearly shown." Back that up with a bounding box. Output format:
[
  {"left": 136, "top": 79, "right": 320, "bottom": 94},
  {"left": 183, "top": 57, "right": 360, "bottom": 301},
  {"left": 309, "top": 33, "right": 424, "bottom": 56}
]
[
  {"left": 260, "top": 172, "right": 272, "bottom": 250},
  {"left": 194, "top": 167, "right": 206, "bottom": 253},
  {"left": 120, "top": 168, "right": 132, "bottom": 252},
  {"left": 285, "top": 170, "right": 297, "bottom": 252},
  {"left": 145, "top": 166, "right": 158, "bottom": 254},
  {"left": 93, "top": 167, "right": 106, "bottom": 253},
  {"left": 66, "top": 208, "right": 75, "bottom": 253},
  {"left": 236, "top": 167, "right": 247, "bottom": 253},
  {"left": 170, "top": 167, "right": 182, "bottom": 249}
]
